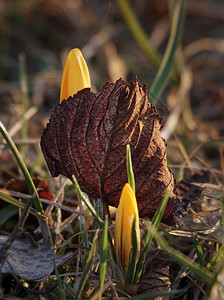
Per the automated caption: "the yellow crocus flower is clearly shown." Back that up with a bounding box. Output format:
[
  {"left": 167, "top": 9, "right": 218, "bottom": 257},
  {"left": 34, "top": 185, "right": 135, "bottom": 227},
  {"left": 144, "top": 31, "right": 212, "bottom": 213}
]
[
  {"left": 60, "top": 48, "right": 91, "bottom": 103},
  {"left": 114, "top": 183, "right": 140, "bottom": 273}
]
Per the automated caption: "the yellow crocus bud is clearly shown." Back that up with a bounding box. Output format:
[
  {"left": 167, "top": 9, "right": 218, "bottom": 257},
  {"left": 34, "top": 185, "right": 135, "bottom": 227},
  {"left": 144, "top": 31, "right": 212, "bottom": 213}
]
[
  {"left": 60, "top": 48, "right": 91, "bottom": 103},
  {"left": 114, "top": 183, "right": 140, "bottom": 273}
]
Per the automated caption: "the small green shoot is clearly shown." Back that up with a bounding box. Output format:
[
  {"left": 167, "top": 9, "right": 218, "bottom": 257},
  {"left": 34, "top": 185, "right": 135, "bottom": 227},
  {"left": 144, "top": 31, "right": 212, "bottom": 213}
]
[{"left": 126, "top": 144, "right": 135, "bottom": 194}]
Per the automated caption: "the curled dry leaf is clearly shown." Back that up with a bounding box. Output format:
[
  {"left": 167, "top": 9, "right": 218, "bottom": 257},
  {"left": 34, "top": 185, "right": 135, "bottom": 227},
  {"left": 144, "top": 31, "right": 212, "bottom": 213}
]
[
  {"left": 138, "top": 265, "right": 171, "bottom": 298},
  {"left": 0, "top": 235, "right": 72, "bottom": 281},
  {"left": 41, "top": 79, "right": 183, "bottom": 224}
]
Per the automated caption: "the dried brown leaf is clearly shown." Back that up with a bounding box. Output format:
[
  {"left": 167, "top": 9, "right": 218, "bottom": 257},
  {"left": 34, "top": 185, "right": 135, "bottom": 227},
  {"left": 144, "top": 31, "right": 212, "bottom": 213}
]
[
  {"left": 41, "top": 79, "right": 182, "bottom": 224},
  {"left": 138, "top": 265, "right": 171, "bottom": 299}
]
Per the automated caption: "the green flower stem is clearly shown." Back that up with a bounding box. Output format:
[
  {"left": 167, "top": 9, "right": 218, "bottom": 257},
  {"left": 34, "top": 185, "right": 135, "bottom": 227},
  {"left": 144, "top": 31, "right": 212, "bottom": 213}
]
[
  {"left": 116, "top": 0, "right": 161, "bottom": 67},
  {"left": 0, "top": 121, "right": 44, "bottom": 214}
]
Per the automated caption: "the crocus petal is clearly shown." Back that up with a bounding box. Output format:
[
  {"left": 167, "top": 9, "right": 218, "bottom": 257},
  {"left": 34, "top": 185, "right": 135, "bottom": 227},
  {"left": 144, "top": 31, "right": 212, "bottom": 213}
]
[
  {"left": 114, "top": 183, "right": 140, "bottom": 272},
  {"left": 60, "top": 48, "right": 91, "bottom": 103}
]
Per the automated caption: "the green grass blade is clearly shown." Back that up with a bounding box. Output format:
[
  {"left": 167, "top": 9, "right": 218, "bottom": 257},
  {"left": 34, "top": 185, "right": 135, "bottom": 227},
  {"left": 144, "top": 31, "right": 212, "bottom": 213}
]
[
  {"left": 150, "top": 0, "right": 185, "bottom": 99},
  {"left": 0, "top": 190, "right": 51, "bottom": 244},
  {"left": 76, "top": 230, "right": 98, "bottom": 299},
  {"left": 129, "top": 289, "right": 187, "bottom": 299},
  {"left": 195, "top": 236, "right": 204, "bottom": 267},
  {"left": 152, "top": 225, "right": 214, "bottom": 284},
  {"left": 54, "top": 263, "right": 66, "bottom": 300},
  {"left": 0, "top": 191, "right": 25, "bottom": 208},
  {"left": 98, "top": 216, "right": 108, "bottom": 300},
  {"left": 126, "top": 215, "right": 138, "bottom": 284},
  {"left": 207, "top": 245, "right": 224, "bottom": 271},
  {"left": 116, "top": 0, "right": 161, "bottom": 67},
  {"left": 151, "top": 190, "right": 170, "bottom": 227},
  {"left": 0, "top": 121, "right": 44, "bottom": 214},
  {"left": 126, "top": 145, "right": 135, "bottom": 194},
  {"left": 134, "top": 190, "right": 170, "bottom": 284},
  {"left": 204, "top": 246, "right": 224, "bottom": 299},
  {"left": 0, "top": 191, "right": 42, "bottom": 217}
]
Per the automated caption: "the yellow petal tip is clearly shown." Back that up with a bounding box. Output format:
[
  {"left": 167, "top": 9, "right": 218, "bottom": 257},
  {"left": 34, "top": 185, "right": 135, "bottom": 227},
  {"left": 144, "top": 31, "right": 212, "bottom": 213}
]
[{"left": 60, "top": 48, "right": 91, "bottom": 103}]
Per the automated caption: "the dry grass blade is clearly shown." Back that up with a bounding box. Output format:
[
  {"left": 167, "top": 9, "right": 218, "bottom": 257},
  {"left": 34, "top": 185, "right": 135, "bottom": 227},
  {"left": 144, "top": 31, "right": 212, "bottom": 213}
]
[
  {"left": 184, "top": 38, "right": 224, "bottom": 60},
  {"left": 161, "top": 67, "right": 193, "bottom": 141},
  {"left": 7, "top": 107, "right": 38, "bottom": 139},
  {"left": 45, "top": 177, "right": 68, "bottom": 218}
]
